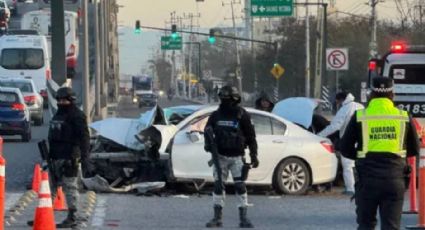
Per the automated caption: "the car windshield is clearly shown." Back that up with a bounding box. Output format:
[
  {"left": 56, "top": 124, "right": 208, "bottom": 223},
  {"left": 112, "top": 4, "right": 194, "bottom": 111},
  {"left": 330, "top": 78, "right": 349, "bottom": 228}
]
[
  {"left": 0, "top": 92, "right": 18, "bottom": 104},
  {"left": 0, "top": 48, "right": 44, "bottom": 70},
  {"left": 0, "top": 81, "right": 33, "bottom": 93}
]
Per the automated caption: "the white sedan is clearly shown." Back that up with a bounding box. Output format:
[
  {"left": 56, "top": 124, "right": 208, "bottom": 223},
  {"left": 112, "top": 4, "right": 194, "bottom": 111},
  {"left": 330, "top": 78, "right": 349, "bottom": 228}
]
[{"left": 156, "top": 106, "right": 338, "bottom": 195}]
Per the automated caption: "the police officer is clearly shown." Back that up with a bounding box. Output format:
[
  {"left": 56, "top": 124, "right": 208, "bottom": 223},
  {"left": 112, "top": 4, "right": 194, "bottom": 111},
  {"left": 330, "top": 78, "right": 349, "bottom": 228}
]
[
  {"left": 204, "top": 85, "right": 259, "bottom": 228},
  {"left": 49, "top": 87, "right": 90, "bottom": 228},
  {"left": 340, "top": 77, "right": 420, "bottom": 230}
]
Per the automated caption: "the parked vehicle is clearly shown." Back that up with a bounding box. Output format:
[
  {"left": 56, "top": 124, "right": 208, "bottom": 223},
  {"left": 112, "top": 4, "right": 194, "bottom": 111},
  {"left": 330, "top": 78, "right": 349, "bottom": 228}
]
[
  {"left": 0, "top": 78, "right": 43, "bottom": 125},
  {"left": 0, "top": 34, "right": 51, "bottom": 106},
  {"left": 89, "top": 104, "right": 338, "bottom": 195},
  {"left": 20, "top": 9, "right": 78, "bottom": 78},
  {"left": 0, "top": 86, "right": 31, "bottom": 141}
]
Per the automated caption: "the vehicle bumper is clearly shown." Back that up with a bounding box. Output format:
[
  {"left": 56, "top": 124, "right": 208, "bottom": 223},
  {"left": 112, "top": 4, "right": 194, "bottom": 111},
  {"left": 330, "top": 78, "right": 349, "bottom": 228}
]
[
  {"left": 28, "top": 106, "right": 43, "bottom": 120},
  {"left": 0, "top": 120, "right": 29, "bottom": 135}
]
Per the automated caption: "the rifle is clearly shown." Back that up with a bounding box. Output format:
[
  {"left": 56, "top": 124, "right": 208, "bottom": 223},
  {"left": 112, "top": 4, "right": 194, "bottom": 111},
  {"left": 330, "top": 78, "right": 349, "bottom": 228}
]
[
  {"left": 204, "top": 126, "right": 223, "bottom": 192},
  {"left": 38, "top": 140, "right": 57, "bottom": 189}
]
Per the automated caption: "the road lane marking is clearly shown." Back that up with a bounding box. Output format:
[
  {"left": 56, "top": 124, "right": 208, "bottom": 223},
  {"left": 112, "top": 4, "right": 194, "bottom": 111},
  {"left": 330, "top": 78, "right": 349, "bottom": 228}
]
[{"left": 91, "top": 195, "right": 107, "bottom": 228}]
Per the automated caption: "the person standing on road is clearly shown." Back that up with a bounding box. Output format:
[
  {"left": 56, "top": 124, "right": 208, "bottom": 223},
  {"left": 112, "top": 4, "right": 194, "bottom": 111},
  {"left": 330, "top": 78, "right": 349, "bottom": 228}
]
[
  {"left": 318, "top": 91, "right": 364, "bottom": 195},
  {"left": 48, "top": 87, "right": 91, "bottom": 228},
  {"left": 340, "top": 77, "right": 420, "bottom": 230},
  {"left": 204, "top": 85, "right": 259, "bottom": 228},
  {"left": 254, "top": 91, "right": 275, "bottom": 112}
]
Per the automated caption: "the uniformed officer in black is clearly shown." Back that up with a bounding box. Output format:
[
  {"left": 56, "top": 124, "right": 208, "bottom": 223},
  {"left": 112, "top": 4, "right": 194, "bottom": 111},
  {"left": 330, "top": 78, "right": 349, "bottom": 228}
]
[
  {"left": 204, "top": 85, "right": 259, "bottom": 228},
  {"left": 49, "top": 87, "right": 90, "bottom": 228},
  {"left": 340, "top": 77, "right": 420, "bottom": 230}
]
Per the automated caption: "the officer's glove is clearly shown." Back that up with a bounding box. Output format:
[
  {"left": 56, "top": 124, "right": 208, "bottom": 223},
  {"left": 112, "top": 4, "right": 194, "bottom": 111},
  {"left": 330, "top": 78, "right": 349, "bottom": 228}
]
[
  {"left": 250, "top": 154, "right": 259, "bottom": 168},
  {"left": 81, "top": 158, "right": 96, "bottom": 178},
  {"left": 204, "top": 144, "right": 211, "bottom": 153}
]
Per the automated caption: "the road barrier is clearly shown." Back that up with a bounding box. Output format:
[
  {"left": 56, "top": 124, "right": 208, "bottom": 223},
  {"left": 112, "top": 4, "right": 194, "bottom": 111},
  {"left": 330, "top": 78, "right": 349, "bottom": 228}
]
[
  {"left": 407, "top": 134, "right": 425, "bottom": 229},
  {"left": 31, "top": 164, "right": 42, "bottom": 193},
  {"left": 32, "top": 172, "right": 55, "bottom": 230},
  {"left": 0, "top": 153, "right": 5, "bottom": 230},
  {"left": 404, "top": 156, "right": 418, "bottom": 214}
]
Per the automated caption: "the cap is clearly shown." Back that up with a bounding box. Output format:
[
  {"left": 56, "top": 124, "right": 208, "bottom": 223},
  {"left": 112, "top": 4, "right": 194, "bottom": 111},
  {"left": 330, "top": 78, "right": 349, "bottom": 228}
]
[{"left": 371, "top": 77, "right": 394, "bottom": 93}]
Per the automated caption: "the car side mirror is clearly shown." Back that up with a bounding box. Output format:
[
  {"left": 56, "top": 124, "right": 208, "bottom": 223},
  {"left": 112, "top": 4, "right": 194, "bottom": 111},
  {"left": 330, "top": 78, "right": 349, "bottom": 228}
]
[{"left": 188, "top": 132, "right": 202, "bottom": 143}]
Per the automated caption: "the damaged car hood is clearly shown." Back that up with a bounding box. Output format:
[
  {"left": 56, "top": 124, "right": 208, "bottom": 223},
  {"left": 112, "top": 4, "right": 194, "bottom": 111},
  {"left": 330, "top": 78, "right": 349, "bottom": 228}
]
[
  {"left": 90, "top": 105, "right": 166, "bottom": 150},
  {"left": 272, "top": 97, "right": 322, "bottom": 129}
]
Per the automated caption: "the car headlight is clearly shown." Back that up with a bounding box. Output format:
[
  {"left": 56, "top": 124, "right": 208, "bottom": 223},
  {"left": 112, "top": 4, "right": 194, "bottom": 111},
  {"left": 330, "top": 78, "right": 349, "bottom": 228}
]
[
  {"left": 159, "top": 90, "right": 164, "bottom": 96},
  {"left": 133, "top": 97, "right": 138, "bottom": 103}
]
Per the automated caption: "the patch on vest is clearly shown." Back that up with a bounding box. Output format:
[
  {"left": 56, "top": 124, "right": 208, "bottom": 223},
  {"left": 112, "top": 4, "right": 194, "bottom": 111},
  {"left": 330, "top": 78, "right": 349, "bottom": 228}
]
[
  {"left": 217, "top": 120, "right": 239, "bottom": 128},
  {"left": 369, "top": 126, "right": 397, "bottom": 140}
]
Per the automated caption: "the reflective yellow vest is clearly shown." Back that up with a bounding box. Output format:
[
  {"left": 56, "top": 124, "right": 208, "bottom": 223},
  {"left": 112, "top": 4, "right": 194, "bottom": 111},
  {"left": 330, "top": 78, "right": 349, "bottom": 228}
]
[{"left": 356, "top": 98, "right": 409, "bottom": 158}]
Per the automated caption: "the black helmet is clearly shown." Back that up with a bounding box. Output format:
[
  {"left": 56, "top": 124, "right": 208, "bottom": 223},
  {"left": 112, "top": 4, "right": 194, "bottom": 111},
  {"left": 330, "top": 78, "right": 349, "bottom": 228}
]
[
  {"left": 218, "top": 85, "right": 241, "bottom": 103},
  {"left": 56, "top": 87, "right": 77, "bottom": 101},
  {"left": 371, "top": 77, "right": 394, "bottom": 93}
]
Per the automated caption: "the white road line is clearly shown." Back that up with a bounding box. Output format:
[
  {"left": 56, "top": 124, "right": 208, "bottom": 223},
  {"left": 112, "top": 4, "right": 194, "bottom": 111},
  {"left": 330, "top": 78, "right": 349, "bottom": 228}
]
[
  {"left": 5, "top": 192, "right": 23, "bottom": 210},
  {"left": 91, "top": 195, "right": 107, "bottom": 228}
]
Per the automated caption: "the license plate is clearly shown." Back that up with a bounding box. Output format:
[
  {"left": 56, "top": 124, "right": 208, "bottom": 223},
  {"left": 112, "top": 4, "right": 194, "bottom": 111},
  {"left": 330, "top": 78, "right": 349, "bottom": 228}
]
[{"left": 395, "top": 102, "right": 425, "bottom": 117}]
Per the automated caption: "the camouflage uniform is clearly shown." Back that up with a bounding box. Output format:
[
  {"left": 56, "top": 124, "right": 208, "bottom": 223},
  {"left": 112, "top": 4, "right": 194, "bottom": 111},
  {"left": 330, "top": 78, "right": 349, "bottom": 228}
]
[{"left": 52, "top": 160, "right": 79, "bottom": 210}]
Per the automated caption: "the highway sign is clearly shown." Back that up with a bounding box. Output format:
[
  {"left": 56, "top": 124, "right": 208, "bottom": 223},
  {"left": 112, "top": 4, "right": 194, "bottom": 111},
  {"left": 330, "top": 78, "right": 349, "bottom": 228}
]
[
  {"left": 326, "top": 48, "right": 349, "bottom": 71},
  {"left": 270, "top": 64, "right": 285, "bottom": 79},
  {"left": 161, "top": 36, "right": 182, "bottom": 50},
  {"left": 251, "top": 0, "right": 293, "bottom": 17}
]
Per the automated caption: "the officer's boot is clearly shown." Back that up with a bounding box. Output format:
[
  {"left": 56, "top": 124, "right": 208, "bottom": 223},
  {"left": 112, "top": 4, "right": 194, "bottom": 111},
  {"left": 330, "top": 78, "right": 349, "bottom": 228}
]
[
  {"left": 206, "top": 205, "right": 223, "bottom": 228},
  {"left": 56, "top": 209, "right": 78, "bottom": 228},
  {"left": 238, "top": 207, "right": 253, "bottom": 228}
]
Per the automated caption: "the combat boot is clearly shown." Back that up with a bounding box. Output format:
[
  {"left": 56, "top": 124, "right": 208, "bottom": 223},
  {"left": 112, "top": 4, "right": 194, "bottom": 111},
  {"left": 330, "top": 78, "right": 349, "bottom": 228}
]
[
  {"left": 56, "top": 209, "right": 78, "bottom": 228},
  {"left": 239, "top": 207, "right": 253, "bottom": 228},
  {"left": 206, "top": 205, "right": 223, "bottom": 228}
]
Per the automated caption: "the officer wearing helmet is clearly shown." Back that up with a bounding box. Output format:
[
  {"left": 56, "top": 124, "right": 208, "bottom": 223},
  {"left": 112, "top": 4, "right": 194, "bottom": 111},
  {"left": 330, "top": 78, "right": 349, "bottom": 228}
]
[
  {"left": 204, "top": 85, "right": 259, "bottom": 228},
  {"left": 49, "top": 87, "right": 90, "bottom": 228},
  {"left": 341, "top": 77, "right": 420, "bottom": 229}
]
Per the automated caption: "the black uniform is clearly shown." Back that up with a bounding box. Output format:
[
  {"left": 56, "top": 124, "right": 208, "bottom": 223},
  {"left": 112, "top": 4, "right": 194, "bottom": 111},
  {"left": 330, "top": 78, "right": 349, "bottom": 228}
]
[
  {"left": 204, "top": 85, "right": 258, "bottom": 228},
  {"left": 340, "top": 78, "right": 420, "bottom": 230}
]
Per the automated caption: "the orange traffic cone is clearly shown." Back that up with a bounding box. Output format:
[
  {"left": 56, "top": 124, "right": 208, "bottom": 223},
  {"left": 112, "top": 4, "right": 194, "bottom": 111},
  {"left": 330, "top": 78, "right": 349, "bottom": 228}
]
[
  {"left": 32, "top": 171, "right": 56, "bottom": 230},
  {"left": 31, "top": 164, "right": 41, "bottom": 193},
  {"left": 53, "top": 187, "right": 67, "bottom": 211}
]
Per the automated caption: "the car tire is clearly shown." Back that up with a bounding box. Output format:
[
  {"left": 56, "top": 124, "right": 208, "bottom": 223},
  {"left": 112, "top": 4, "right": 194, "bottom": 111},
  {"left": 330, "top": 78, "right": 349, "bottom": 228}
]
[
  {"left": 34, "top": 116, "right": 43, "bottom": 126},
  {"left": 273, "top": 158, "right": 311, "bottom": 195},
  {"left": 22, "top": 130, "right": 31, "bottom": 142}
]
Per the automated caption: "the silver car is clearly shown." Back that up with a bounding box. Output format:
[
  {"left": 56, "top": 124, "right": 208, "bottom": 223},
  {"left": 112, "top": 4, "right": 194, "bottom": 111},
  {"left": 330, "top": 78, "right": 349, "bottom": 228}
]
[{"left": 0, "top": 78, "right": 44, "bottom": 125}]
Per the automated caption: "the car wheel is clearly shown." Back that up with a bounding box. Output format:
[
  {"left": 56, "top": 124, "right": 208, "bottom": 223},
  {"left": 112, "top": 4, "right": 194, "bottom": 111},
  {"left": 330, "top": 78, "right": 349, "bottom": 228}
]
[
  {"left": 273, "top": 158, "right": 311, "bottom": 195},
  {"left": 34, "top": 116, "right": 43, "bottom": 126},
  {"left": 22, "top": 130, "right": 31, "bottom": 142}
]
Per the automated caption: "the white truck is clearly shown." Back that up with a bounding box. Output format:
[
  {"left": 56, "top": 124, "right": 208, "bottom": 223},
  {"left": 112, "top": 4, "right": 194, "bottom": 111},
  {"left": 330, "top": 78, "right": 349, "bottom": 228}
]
[{"left": 20, "top": 9, "right": 79, "bottom": 78}]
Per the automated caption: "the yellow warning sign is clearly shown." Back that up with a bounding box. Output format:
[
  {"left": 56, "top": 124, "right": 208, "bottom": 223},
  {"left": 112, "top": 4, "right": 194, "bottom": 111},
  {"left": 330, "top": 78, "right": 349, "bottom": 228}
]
[{"left": 270, "top": 64, "right": 285, "bottom": 79}]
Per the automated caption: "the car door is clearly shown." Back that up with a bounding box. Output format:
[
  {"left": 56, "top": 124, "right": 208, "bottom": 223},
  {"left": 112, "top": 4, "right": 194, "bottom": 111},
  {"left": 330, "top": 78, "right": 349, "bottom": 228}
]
[
  {"left": 247, "top": 113, "right": 288, "bottom": 182},
  {"left": 171, "top": 114, "right": 214, "bottom": 181}
]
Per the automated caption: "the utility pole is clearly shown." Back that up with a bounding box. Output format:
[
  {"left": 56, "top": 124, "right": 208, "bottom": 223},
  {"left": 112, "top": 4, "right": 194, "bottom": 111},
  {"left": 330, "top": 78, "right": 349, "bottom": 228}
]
[
  {"left": 82, "top": 0, "right": 90, "bottom": 121},
  {"left": 94, "top": 0, "right": 101, "bottom": 118},
  {"left": 369, "top": 0, "right": 379, "bottom": 59},
  {"left": 305, "top": 0, "right": 311, "bottom": 97},
  {"left": 50, "top": 0, "right": 66, "bottom": 85},
  {"left": 223, "top": 0, "right": 243, "bottom": 96},
  {"left": 182, "top": 13, "right": 200, "bottom": 100},
  {"left": 314, "top": 7, "right": 323, "bottom": 99}
]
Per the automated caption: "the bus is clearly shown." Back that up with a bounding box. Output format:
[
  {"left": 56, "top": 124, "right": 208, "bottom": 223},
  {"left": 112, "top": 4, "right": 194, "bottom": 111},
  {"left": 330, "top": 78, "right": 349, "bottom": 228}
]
[{"left": 21, "top": 9, "right": 79, "bottom": 78}]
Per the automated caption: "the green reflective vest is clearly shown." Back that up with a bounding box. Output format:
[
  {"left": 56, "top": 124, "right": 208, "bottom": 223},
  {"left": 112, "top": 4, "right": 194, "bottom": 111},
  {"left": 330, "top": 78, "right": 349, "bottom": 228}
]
[{"left": 356, "top": 98, "right": 409, "bottom": 158}]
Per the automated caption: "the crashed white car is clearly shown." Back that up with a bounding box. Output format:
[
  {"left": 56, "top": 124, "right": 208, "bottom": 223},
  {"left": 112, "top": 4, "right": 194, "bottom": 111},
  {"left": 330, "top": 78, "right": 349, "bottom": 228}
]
[{"left": 90, "top": 101, "right": 338, "bottom": 195}]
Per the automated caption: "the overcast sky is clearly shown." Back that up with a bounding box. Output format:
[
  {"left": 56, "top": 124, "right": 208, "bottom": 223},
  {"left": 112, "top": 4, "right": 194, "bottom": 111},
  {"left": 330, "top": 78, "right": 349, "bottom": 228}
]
[{"left": 117, "top": 0, "right": 406, "bottom": 28}]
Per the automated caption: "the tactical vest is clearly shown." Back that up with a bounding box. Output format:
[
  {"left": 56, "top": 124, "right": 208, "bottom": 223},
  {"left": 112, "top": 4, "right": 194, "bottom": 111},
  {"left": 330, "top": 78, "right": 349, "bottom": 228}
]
[
  {"left": 214, "top": 109, "right": 245, "bottom": 152},
  {"left": 356, "top": 98, "right": 409, "bottom": 158}
]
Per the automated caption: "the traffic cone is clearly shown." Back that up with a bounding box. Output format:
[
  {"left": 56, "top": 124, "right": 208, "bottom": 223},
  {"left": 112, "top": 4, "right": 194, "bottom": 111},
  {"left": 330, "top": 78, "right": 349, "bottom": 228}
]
[
  {"left": 31, "top": 164, "right": 41, "bottom": 193},
  {"left": 0, "top": 155, "right": 6, "bottom": 230},
  {"left": 32, "top": 171, "right": 55, "bottom": 230},
  {"left": 53, "top": 187, "right": 67, "bottom": 211}
]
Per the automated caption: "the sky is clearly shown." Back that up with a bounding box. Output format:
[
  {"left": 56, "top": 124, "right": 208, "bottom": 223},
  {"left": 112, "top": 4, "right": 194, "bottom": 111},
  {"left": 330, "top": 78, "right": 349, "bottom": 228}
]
[
  {"left": 116, "top": 0, "right": 414, "bottom": 75},
  {"left": 116, "top": 0, "right": 409, "bottom": 29}
]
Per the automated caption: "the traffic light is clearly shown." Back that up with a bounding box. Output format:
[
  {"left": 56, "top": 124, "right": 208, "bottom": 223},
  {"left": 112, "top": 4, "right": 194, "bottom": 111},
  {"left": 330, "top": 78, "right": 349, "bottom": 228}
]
[
  {"left": 134, "top": 20, "right": 141, "bottom": 34},
  {"left": 208, "top": 29, "right": 216, "bottom": 44},
  {"left": 171, "top": 24, "right": 178, "bottom": 39}
]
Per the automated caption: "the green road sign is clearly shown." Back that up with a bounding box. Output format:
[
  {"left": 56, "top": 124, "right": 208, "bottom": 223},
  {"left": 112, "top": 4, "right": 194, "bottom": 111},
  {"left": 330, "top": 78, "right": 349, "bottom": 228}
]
[
  {"left": 161, "top": 36, "right": 182, "bottom": 50},
  {"left": 251, "top": 0, "right": 293, "bottom": 17}
]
